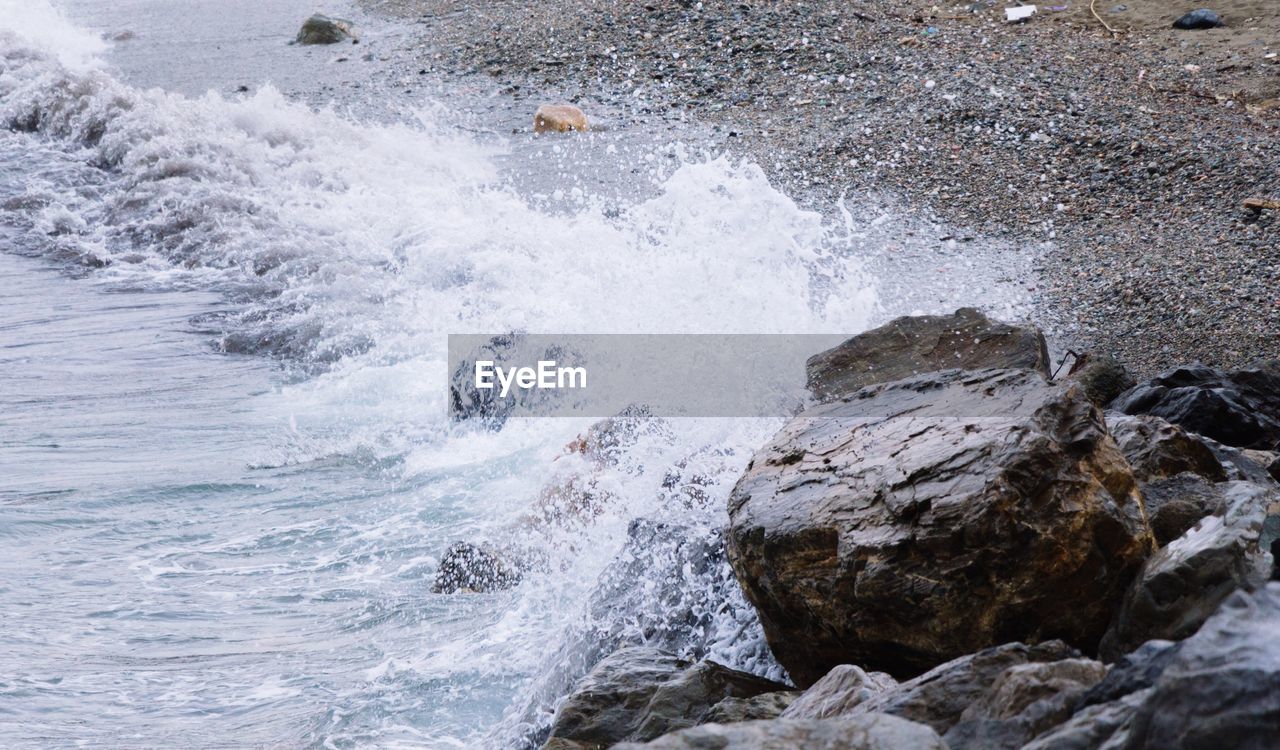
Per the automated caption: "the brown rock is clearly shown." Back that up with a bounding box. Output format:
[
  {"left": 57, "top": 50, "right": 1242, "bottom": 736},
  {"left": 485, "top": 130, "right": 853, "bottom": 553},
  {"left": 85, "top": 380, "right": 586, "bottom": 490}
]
[
  {"left": 534, "top": 104, "right": 590, "bottom": 133},
  {"left": 727, "top": 368, "right": 1153, "bottom": 684},
  {"left": 1108, "top": 413, "right": 1226, "bottom": 483},
  {"left": 804, "top": 308, "right": 1050, "bottom": 402}
]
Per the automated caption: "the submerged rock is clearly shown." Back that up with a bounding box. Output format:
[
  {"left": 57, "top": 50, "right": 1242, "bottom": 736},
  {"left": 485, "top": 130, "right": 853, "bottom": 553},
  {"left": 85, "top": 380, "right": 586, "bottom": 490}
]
[
  {"left": 432, "top": 541, "right": 523, "bottom": 593},
  {"left": 612, "top": 714, "right": 947, "bottom": 749},
  {"left": 1112, "top": 363, "right": 1280, "bottom": 451},
  {"left": 804, "top": 308, "right": 1050, "bottom": 401},
  {"left": 727, "top": 368, "right": 1152, "bottom": 683},
  {"left": 1173, "top": 8, "right": 1224, "bottom": 30},
  {"left": 296, "top": 14, "right": 353, "bottom": 45},
  {"left": 541, "top": 646, "right": 790, "bottom": 748},
  {"left": 1100, "top": 481, "right": 1278, "bottom": 659},
  {"left": 534, "top": 104, "right": 590, "bottom": 133}
]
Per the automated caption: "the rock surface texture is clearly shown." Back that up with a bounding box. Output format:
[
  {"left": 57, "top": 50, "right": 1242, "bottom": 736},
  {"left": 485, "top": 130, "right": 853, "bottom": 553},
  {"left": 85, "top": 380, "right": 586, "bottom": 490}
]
[
  {"left": 541, "top": 646, "right": 789, "bottom": 748},
  {"left": 296, "top": 14, "right": 352, "bottom": 44},
  {"left": 804, "top": 308, "right": 1050, "bottom": 401},
  {"left": 611, "top": 714, "right": 947, "bottom": 750},
  {"left": 727, "top": 368, "right": 1153, "bottom": 683},
  {"left": 1112, "top": 363, "right": 1280, "bottom": 451},
  {"left": 1107, "top": 413, "right": 1226, "bottom": 483}
]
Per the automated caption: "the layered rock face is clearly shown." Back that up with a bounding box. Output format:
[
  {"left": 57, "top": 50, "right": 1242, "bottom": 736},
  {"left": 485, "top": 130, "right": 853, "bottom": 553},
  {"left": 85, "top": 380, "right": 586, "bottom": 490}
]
[
  {"left": 804, "top": 307, "right": 1050, "bottom": 401},
  {"left": 727, "top": 368, "right": 1153, "bottom": 683},
  {"left": 1113, "top": 363, "right": 1280, "bottom": 451}
]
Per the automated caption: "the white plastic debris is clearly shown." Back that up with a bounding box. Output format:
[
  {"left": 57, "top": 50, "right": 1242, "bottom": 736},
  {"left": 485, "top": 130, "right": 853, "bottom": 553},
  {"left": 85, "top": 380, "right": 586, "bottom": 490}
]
[{"left": 1005, "top": 5, "right": 1037, "bottom": 22}]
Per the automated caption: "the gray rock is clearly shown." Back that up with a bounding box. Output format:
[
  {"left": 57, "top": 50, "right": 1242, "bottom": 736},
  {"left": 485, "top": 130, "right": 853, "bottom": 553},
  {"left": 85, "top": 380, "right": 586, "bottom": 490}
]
[
  {"left": 944, "top": 658, "right": 1106, "bottom": 749},
  {"left": 432, "top": 541, "right": 523, "bottom": 593},
  {"left": 1141, "top": 473, "right": 1229, "bottom": 546},
  {"left": 804, "top": 308, "right": 1049, "bottom": 402},
  {"left": 781, "top": 665, "right": 897, "bottom": 719},
  {"left": 296, "top": 14, "right": 352, "bottom": 45},
  {"left": 1173, "top": 8, "right": 1224, "bottom": 30},
  {"left": 1067, "top": 353, "right": 1135, "bottom": 407},
  {"left": 1124, "top": 584, "right": 1280, "bottom": 747},
  {"left": 1107, "top": 413, "right": 1226, "bottom": 483},
  {"left": 612, "top": 714, "right": 947, "bottom": 749},
  {"left": 727, "top": 368, "right": 1152, "bottom": 682},
  {"left": 1202, "top": 436, "right": 1280, "bottom": 485},
  {"left": 542, "top": 646, "right": 791, "bottom": 748},
  {"left": 703, "top": 692, "right": 798, "bottom": 724},
  {"left": 1112, "top": 363, "right": 1280, "bottom": 451},
  {"left": 1021, "top": 688, "right": 1150, "bottom": 750},
  {"left": 1077, "top": 640, "right": 1180, "bottom": 709},
  {"left": 852, "top": 641, "right": 1080, "bottom": 734},
  {"left": 1100, "top": 481, "right": 1277, "bottom": 660}
]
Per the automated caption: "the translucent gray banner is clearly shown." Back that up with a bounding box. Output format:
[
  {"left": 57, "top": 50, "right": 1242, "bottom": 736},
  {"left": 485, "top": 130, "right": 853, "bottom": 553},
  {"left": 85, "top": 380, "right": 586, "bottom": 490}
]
[{"left": 447, "top": 333, "right": 853, "bottom": 420}]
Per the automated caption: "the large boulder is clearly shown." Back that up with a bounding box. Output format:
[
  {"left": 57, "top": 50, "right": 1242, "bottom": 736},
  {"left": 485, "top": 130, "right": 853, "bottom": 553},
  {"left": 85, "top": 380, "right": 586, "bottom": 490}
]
[
  {"left": 542, "top": 646, "right": 790, "bottom": 748},
  {"left": 1107, "top": 413, "right": 1226, "bottom": 483},
  {"left": 612, "top": 714, "right": 947, "bottom": 750},
  {"left": 943, "top": 658, "right": 1106, "bottom": 749},
  {"left": 727, "top": 368, "right": 1153, "bottom": 683},
  {"left": 804, "top": 308, "right": 1050, "bottom": 401},
  {"left": 1100, "top": 481, "right": 1278, "bottom": 659},
  {"left": 1112, "top": 363, "right": 1280, "bottom": 451}
]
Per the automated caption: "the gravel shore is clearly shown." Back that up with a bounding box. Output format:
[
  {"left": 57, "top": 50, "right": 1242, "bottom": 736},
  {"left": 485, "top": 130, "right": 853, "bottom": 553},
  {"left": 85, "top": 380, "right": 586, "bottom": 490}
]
[{"left": 362, "top": 0, "right": 1278, "bottom": 374}]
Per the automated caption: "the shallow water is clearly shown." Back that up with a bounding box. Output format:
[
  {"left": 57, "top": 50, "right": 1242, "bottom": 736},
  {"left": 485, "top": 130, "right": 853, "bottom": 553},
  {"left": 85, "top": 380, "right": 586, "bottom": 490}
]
[{"left": 0, "top": 2, "right": 1036, "bottom": 747}]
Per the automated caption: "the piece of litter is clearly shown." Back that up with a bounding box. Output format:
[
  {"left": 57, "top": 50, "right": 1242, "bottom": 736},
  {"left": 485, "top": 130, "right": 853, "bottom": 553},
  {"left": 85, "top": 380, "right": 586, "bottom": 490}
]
[{"left": 1005, "top": 5, "right": 1037, "bottom": 22}]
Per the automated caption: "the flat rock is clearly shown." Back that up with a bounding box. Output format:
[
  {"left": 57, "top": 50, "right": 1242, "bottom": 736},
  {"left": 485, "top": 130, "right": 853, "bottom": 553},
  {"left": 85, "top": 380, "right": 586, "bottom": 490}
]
[
  {"left": 1112, "top": 363, "right": 1280, "bottom": 451},
  {"left": 727, "top": 368, "right": 1152, "bottom": 682},
  {"left": 612, "top": 714, "right": 947, "bottom": 749},
  {"left": 804, "top": 308, "right": 1050, "bottom": 402},
  {"left": 542, "top": 646, "right": 790, "bottom": 748}
]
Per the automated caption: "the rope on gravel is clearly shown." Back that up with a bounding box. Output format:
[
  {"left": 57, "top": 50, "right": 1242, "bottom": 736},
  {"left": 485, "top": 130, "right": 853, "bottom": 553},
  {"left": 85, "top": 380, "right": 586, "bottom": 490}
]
[{"left": 1090, "top": 0, "right": 1122, "bottom": 35}]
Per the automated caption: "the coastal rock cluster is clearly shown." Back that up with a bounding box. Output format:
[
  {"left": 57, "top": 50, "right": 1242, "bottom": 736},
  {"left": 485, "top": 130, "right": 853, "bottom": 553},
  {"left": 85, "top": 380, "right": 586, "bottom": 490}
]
[{"left": 513, "top": 309, "right": 1280, "bottom": 748}]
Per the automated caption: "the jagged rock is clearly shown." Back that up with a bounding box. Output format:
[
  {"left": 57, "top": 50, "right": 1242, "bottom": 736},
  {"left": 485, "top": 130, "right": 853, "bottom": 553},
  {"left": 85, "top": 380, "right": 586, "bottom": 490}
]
[
  {"left": 1021, "top": 688, "right": 1150, "bottom": 750},
  {"left": 1077, "top": 640, "right": 1180, "bottom": 709},
  {"left": 851, "top": 641, "right": 1080, "bottom": 734},
  {"left": 1141, "top": 473, "right": 1229, "bottom": 546},
  {"left": 1124, "top": 584, "right": 1280, "bottom": 746},
  {"left": 804, "top": 308, "right": 1050, "bottom": 402},
  {"left": 1107, "top": 413, "right": 1226, "bottom": 483},
  {"left": 943, "top": 658, "right": 1106, "bottom": 749},
  {"left": 612, "top": 714, "right": 947, "bottom": 749},
  {"left": 1203, "top": 437, "right": 1280, "bottom": 485},
  {"left": 542, "top": 646, "right": 790, "bottom": 748},
  {"left": 1269, "top": 455, "right": 1280, "bottom": 483},
  {"left": 564, "top": 405, "right": 670, "bottom": 468},
  {"left": 1067, "top": 353, "right": 1135, "bottom": 407},
  {"left": 1100, "top": 481, "right": 1278, "bottom": 660},
  {"left": 296, "top": 14, "right": 353, "bottom": 45},
  {"left": 501, "top": 521, "right": 778, "bottom": 748},
  {"left": 432, "top": 541, "right": 523, "bottom": 593},
  {"left": 781, "top": 665, "right": 898, "bottom": 719},
  {"left": 448, "top": 334, "right": 583, "bottom": 427},
  {"left": 727, "top": 368, "right": 1152, "bottom": 682},
  {"left": 1112, "top": 363, "right": 1280, "bottom": 451},
  {"left": 534, "top": 104, "right": 590, "bottom": 133},
  {"left": 1173, "top": 8, "right": 1224, "bottom": 30},
  {"left": 703, "top": 692, "right": 798, "bottom": 724}
]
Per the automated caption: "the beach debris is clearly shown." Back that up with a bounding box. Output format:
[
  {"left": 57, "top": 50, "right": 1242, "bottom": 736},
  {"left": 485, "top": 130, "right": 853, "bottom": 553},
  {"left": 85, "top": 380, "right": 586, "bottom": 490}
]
[
  {"left": 1005, "top": 5, "right": 1037, "bottom": 22},
  {"left": 296, "top": 14, "right": 354, "bottom": 45},
  {"left": 1173, "top": 9, "right": 1224, "bottom": 30},
  {"left": 534, "top": 104, "right": 590, "bottom": 133},
  {"left": 1243, "top": 197, "right": 1280, "bottom": 213}
]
